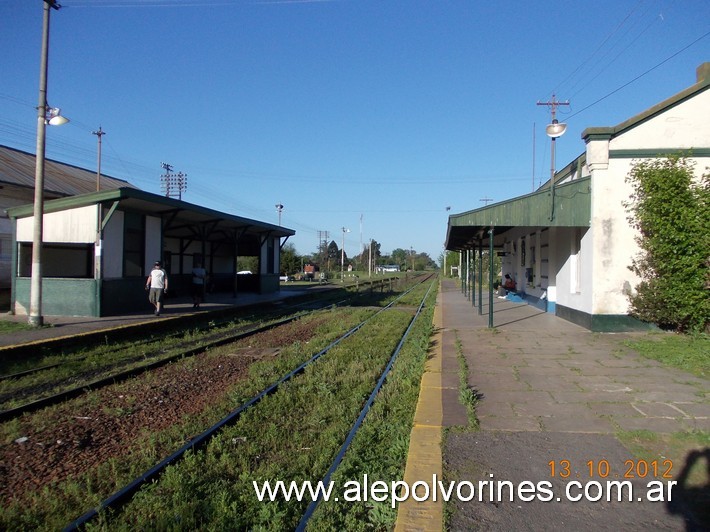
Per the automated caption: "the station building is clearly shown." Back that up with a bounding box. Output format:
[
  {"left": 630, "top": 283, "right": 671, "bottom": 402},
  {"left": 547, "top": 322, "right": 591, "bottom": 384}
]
[
  {"left": 445, "top": 63, "right": 710, "bottom": 331},
  {"left": 2, "top": 147, "right": 295, "bottom": 317},
  {"left": 0, "top": 145, "right": 137, "bottom": 309}
]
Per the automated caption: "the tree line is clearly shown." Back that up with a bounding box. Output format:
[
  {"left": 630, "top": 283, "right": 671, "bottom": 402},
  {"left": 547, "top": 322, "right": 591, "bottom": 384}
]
[{"left": 280, "top": 239, "right": 438, "bottom": 275}]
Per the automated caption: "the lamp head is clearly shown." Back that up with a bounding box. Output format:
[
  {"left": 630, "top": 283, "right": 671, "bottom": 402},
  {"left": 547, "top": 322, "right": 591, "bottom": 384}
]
[
  {"left": 545, "top": 118, "right": 566, "bottom": 138},
  {"left": 46, "top": 107, "right": 69, "bottom": 126}
]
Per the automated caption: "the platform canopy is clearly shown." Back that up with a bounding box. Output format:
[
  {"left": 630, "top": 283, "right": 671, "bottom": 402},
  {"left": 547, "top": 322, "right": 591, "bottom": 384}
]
[
  {"left": 8, "top": 187, "right": 295, "bottom": 253},
  {"left": 445, "top": 176, "right": 591, "bottom": 251}
]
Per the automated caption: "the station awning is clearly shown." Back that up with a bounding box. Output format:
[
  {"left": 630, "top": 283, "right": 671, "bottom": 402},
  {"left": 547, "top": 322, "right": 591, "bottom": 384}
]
[
  {"left": 445, "top": 177, "right": 591, "bottom": 250},
  {"left": 7, "top": 187, "right": 295, "bottom": 253}
]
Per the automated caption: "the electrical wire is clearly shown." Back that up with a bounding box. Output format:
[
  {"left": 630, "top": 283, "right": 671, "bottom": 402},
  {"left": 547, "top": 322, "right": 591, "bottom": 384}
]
[
  {"left": 551, "top": 0, "right": 646, "bottom": 97},
  {"left": 566, "top": 29, "right": 710, "bottom": 121}
]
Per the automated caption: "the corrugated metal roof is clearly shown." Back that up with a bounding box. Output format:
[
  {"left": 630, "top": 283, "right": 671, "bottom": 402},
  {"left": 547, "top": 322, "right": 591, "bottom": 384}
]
[
  {"left": 7, "top": 187, "right": 296, "bottom": 239},
  {"left": 445, "top": 177, "right": 591, "bottom": 251},
  {"left": 0, "top": 145, "right": 136, "bottom": 197}
]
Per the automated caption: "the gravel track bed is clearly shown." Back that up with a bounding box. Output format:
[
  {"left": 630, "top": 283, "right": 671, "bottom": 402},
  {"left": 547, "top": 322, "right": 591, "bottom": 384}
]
[{"left": 0, "top": 317, "right": 323, "bottom": 505}]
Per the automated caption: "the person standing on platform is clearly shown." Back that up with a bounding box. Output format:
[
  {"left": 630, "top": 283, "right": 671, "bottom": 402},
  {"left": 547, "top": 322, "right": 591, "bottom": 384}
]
[
  {"left": 146, "top": 261, "right": 168, "bottom": 316},
  {"left": 191, "top": 261, "right": 207, "bottom": 309}
]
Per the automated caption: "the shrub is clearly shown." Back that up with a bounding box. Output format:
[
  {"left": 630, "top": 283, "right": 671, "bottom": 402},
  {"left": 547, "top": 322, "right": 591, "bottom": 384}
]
[{"left": 624, "top": 156, "right": 709, "bottom": 332}]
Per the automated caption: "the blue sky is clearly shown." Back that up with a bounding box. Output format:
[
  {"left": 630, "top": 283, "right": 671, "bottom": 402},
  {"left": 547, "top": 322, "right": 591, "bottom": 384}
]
[{"left": 1, "top": 0, "right": 708, "bottom": 261}]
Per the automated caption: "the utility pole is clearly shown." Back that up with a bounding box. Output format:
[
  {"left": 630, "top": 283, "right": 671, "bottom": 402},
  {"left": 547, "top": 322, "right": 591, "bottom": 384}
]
[
  {"left": 160, "top": 162, "right": 188, "bottom": 200},
  {"left": 92, "top": 126, "right": 105, "bottom": 191},
  {"left": 537, "top": 94, "right": 570, "bottom": 184},
  {"left": 275, "top": 203, "right": 284, "bottom": 226},
  {"left": 341, "top": 227, "right": 350, "bottom": 282},
  {"left": 537, "top": 94, "right": 569, "bottom": 221},
  {"left": 480, "top": 197, "right": 494, "bottom": 206},
  {"left": 29, "top": 0, "right": 62, "bottom": 327},
  {"left": 368, "top": 238, "right": 372, "bottom": 278},
  {"left": 359, "top": 214, "right": 363, "bottom": 271},
  {"left": 531, "top": 122, "right": 535, "bottom": 192}
]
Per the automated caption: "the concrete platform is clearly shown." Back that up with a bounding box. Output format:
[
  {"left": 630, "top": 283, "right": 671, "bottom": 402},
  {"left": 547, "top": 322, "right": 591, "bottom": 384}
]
[
  {"left": 397, "top": 278, "right": 709, "bottom": 530},
  {"left": 0, "top": 285, "right": 318, "bottom": 350}
]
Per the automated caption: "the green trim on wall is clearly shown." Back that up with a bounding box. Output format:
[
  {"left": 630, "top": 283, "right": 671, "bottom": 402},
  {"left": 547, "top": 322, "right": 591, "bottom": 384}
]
[
  {"left": 102, "top": 277, "right": 153, "bottom": 316},
  {"left": 556, "top": 304, "right": 658, "bottom": 332},
  {"left": 15, "top": 278, "right": 99, "bottom": 317},
  {"left": 260, "top": 274, "right": 280, "bottom": 294},
  {"left": 609, "top": 148, "right": 710, "bottom": 159}
]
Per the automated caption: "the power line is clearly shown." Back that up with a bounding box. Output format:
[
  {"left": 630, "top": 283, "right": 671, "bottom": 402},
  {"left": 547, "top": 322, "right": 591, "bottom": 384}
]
[
  {"left": 551, "top": 0, "right": 645, "bottom": 96},
  {"left": 567, "top": 30, "right": 710, "bottom": 121}
]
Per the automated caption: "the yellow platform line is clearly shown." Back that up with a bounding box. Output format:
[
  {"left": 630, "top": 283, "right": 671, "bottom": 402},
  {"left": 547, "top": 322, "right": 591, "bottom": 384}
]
[{"left": 395, "top": 286, "right": 444, "bottom": 531}]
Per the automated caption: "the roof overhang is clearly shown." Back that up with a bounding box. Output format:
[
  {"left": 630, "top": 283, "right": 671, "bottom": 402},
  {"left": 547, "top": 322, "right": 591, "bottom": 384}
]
[
  {"left": 7, "top": 187, "right": 295, "bottom": 247},
  {"left": 445, "top": 176, "right": 591, "bottom": 251}
]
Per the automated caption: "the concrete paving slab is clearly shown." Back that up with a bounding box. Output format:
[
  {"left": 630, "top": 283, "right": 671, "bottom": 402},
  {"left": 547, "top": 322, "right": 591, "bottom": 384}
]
[
  {"left": 540, "top": 414, "right": 617, "bottom": 433},
  {"left": 445, "top": 431, "right": 685, "bottom": 530},
  {"left": 612, "top": 416, "right": 694, "bottom": 433},
  {"left": 671, "top": 403, "right": 709, "bottom": 417},
  {"left": 549, "top": 390, "right": 635, "bottom": 403},
  {"left": 631, "top": 402, "right": 695, "bottom": 418},
  {"left": 587, "top": 402, "right": 646, "bottom": 418},
  {"left": 475, "top": 401, "right": 516, "bottom": 418},
  {"left": 399, "top": 279, "right": 708, "bottom": 531},
  {"left": 523, "top": 376, "right": 583, "bottom": 392},
  {"left": 512, "top": 401, "right": 596, "bottom": 419},
  {"left": 476, "top": 416, "right": 543, "bottom": 431}
]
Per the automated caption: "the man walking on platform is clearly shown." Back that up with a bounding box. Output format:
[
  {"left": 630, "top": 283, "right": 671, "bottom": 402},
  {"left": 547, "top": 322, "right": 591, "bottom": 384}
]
[{"left": 146, "top": 261, "right": 168, "bottom": 316}]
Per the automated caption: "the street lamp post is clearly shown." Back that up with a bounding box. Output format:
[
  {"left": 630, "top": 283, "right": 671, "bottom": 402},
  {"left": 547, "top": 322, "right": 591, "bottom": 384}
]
[
  {"left": 92, "top": 126, "right": 105, "bottom": 191},
  {"left": 368, "top": 238, "right": 372, "bottom": 278},
  {"left": 545, "top": 118, "right": 567, "bottom": 221},
  {"left": 30, "top": 0, "right": 66, "bottom": 327},
  {"left": 538, "top": 94, "right": 568, "bottom": 222},
  {"left": 341, "top": 227, "right": 349, "bottom": 282}
]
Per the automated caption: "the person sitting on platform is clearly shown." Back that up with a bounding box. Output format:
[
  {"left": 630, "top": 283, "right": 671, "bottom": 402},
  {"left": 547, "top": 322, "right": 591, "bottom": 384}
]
[{"left": 503, "top": 274, "right": 517, "bottom": 293}]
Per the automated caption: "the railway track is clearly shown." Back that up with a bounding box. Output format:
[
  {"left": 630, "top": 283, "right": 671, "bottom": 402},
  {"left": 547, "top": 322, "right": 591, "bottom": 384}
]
[
  {"left": 59, "top": 274, "right": 436, "bottom": 530},
  {"left": 0, "top": 272, "right": 436, "bottom": 528},
  {"left": 0, "top": 279, "right": 403, "bottom": 420}
]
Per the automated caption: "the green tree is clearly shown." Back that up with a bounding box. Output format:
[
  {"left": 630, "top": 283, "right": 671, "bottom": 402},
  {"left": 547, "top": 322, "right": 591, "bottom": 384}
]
[
  {"left": 391, "top": 248, "right": 408, "bottom": 269},
  {"left": 624, "top": 156, "right": 709, "bottom": 332},
  {"left": 439, "top": 251, "right": 461, "bottom": 276},
  {"left": 357, "top": 240, "right": 381, "bottom": 271},
  {"left": 280, "top": 243, "right": 301, "bottom": 275},
  {"left": 327, "top": 240, "right": 340, "bottom": 269}
]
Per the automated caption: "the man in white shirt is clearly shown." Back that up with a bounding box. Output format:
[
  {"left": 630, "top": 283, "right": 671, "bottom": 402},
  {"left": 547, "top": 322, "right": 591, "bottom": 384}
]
[{"left": 145, "top": 261, "right": 168, "bottom": 316}]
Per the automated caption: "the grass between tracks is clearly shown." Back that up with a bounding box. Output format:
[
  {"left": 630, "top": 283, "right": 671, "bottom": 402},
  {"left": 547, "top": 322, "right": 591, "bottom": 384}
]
[
  {"left": 0, "top": 308, "right": 372, "bottom": 530},
  {"left": 0, "top": 315, "right": 290, "bottom": 409},
  {"left": 96, "top": 282, "right": 437, "bottom": 530}
]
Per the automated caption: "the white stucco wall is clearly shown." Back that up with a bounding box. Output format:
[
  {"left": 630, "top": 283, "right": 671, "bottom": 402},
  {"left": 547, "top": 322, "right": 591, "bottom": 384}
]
[
  {"left": 555, "top": 227, "right": 593, "bottom": 314},
  {"left": 144, "top": 215, "right": 162, "bottom": 272},
  {"left": 102, "top": 210, "right": 124, "bottom": 279},
  {"left": 586, "top": 87, "right": 710, "bottom": 315},
  {"left": 612, "top": 92, "right": 710, "bottom": 150},
  {"left": 16, "top": 205, "right": 98, "bottom": 243}
]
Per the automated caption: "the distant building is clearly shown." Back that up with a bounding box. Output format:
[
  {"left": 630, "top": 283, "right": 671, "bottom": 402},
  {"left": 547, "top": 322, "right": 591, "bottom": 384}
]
[{"left": 377, "top": 264, "right": 400, "bottom": 273}]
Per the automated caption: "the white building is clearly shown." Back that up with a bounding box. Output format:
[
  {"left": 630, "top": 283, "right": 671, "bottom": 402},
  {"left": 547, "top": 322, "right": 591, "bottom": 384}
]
[{"left": 446, "top": 63, "right": 710, "bottom": 331}]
